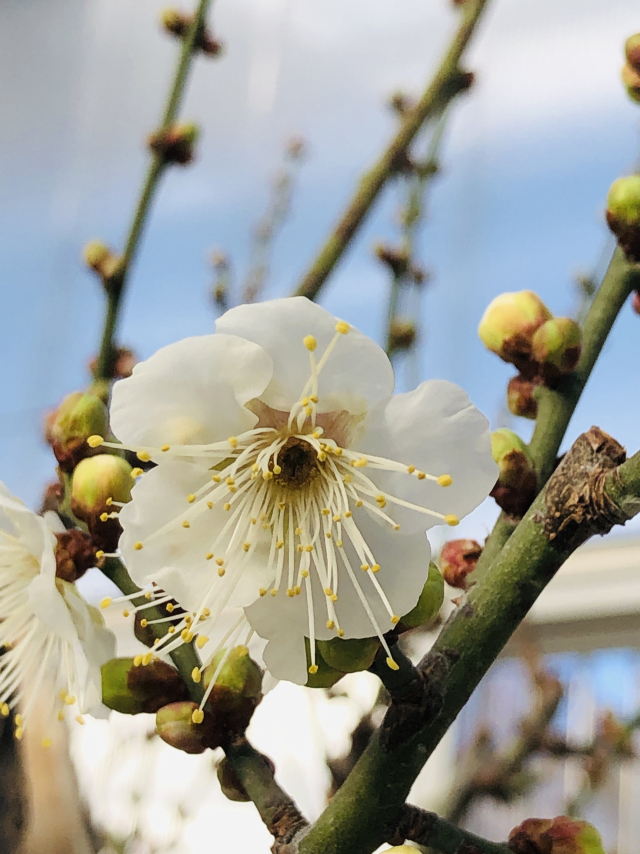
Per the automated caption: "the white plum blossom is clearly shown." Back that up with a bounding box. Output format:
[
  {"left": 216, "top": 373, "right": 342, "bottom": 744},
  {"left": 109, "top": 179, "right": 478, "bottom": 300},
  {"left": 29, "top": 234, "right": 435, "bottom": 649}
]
[
  {"left": 100, "top": 297, "right": 496, "bottom": 701},
  {"left": 0, "top": 482, "right": 115, "bottom": 745}
]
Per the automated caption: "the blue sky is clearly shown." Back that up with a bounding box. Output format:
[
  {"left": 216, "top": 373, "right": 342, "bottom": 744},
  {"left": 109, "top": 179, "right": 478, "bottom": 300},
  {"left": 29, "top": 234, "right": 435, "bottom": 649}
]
[{"left": 1, "top": 0, "right": 640, "bottom": 534}]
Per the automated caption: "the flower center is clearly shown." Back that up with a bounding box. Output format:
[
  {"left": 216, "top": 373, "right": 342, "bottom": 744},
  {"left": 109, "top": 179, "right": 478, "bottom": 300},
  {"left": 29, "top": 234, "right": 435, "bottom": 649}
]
[{"left": 272, "top": 437, "right": 319, "bottom": 489}]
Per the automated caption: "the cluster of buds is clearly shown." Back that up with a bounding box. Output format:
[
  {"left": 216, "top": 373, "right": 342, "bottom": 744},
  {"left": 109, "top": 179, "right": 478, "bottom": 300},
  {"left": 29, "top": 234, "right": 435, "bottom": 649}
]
[
  {"left": 439, "top": 539, "right": 482, "bottom": 590},
  {"left": 621, "top": 34, "right": 640, "bottom": 104},
  {"left": 101, "top": 657, "right": 189, "bottom": 715},
  {"left": 161, "top": 8, "right": 223, "bottom": 56},
  {"left": 490, "top": 428, "right": 538, "bottom": 518},
  {"left": 82, "top": 240, "right": 122, "bottom": 289},
  {"left": 508, "top": 817, "right": 605, "bottom": 854},
  {"left": 148, "top": 122, "right": 200, "bottom": 165},
  {"left": 478, "top": 290, "right": 582, "bottom": 417}
]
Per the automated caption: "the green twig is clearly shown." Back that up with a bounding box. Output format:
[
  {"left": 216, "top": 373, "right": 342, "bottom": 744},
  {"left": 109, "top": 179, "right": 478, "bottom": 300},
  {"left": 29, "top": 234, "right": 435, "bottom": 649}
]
[
  {"left": 95, "top": 0, "right": 215, "bottom": 379},
  {"left": 388, "top": 804, "right": 511, "bottom": 854},
  {"left": 292, "top": 0, "right": 490, "bottom": 302},
  {"left": 297, "top": 428, "right": 640, "bottom": 854},
  {"left": 474, "top": 248, "right": 640, "bottom": 578}
]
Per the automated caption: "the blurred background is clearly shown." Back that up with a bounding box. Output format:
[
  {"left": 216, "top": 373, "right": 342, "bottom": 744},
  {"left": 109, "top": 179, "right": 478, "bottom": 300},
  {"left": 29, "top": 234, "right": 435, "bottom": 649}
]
[{"left": 3, "top": 0, "right": 640, "bottom": 851}]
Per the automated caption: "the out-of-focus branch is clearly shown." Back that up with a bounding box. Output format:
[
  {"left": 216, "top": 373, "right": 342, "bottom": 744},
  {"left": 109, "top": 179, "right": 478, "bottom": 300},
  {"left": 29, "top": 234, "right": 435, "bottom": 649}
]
[
  {"left": 0, "top": 715, "right": 25, "bottom": 854},
  {"left": 292, "top": 0, "right": 490, "bottom": 302},
  {"left": 95, "top": 0, "right": 216, "bottom": 379},
  {"left": 386, "top": 804, "right": 511, "bottom": 854}
]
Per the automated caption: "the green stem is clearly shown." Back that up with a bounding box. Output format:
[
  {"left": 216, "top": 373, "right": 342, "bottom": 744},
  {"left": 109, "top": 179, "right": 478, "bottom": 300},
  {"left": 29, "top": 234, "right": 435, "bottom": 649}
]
[
  {"left": 293, "top": 0, "right": 490, "bottom": 302},
  {"left": 390, "top": 805, "right": 511, "bottom": 854},
  {"left": 298, "top": 429, "right": 640, "bottom": 854},
  {"left": 95, "top": 0, "right": 214, "bottom": 379},
  {"left": 474, "top": 248, "right": 640, "bottom": 580}
]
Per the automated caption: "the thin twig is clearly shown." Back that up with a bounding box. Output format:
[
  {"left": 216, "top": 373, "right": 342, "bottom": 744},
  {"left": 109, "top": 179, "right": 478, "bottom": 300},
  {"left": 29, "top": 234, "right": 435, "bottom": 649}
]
[
  {"left": 292, "top": 0, "right": 489, "bottom": 302},
  {"left": 95, "top": 0, "right": 215, "bottom": 379},
  {"left": 387, "top": 804, "right": 511, "bottom": 854}
]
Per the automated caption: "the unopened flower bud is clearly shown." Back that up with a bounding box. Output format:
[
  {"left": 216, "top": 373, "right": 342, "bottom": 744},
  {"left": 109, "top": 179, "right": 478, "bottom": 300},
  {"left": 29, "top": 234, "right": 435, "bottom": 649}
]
[
  {"left": 490, "top": 429, "right": 537, "bottom": 518},
  {"left": 478, "top": 291, "right": 552, "bottom": 372},
  {"left": 625, "top": 34, "right": 640, "bottom": 71},
  {"left": 440, "top": 540, "right": 482, "bottom": 590},
  {"left": 389, "top": 91, "right": 415, "bottom": 114},
  {"left": 55, "top": 529, "right": 99, "bottom": 582},
  {"left": 606, "top": 175, "right": 640, "bottom": 259},
  {"left": 622, "top": 62, "right": 640, "bottom": 104},
  {"left": 46, "top": 392, "right": 109, "bottom": 472},
  {"left": 202, "top": 647, "right": 263, "bottom": 739},
  {"left": 89, "top": 347, "right": 137, "bottom": 381},
  {"left": 148, "top": 122, "right": 200, "bottom": 165},
  {"left": 532, "top": 317, "right": 582, "bottom": 383},
  {"left": 102, "top": 657, "right": 189, "bottom": 715},
  {"left": 508, "top": 816, "right": 605, "bottom": 854},
  {"left": 317, "top": 637, "right": 380, "bottom": 674},
  {"left": 160, "top": 8, "right": 222, "bottom": 55},
  {"left": 388, "top": 318, "right": 417, "bottom": 353},
  {"left": 82, "top": 240, "right": 121, "bottom": 284},
  {"left": 507, "top": 375, "right": 539, "bottom": 420},
  {"left": 400, "top": 562, "right": 444, "bottom": 628},
  {"left": 375, "top": 243, "right": 410, "bottom": 277},
  {"left": 39, "top": 480, "right": 63, "bottom": 515},
  {"left": 70, "top": 454, "right": 132, "bottom": 523},
  {"left": 156, "top": 702, "right": 217, "bottom": 754}
]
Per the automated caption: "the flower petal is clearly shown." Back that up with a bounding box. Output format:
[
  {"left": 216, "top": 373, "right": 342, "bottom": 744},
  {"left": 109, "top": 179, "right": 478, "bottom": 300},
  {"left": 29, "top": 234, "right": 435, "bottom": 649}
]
[
  {"left": 110, "top": 334, "right": 273, "bottom": 449},
  {"left": 216, "top": 297, "right": 394, "bottom": 415},
  {"left": 359, "top": 380, "right": 497, "bottom": 534}
]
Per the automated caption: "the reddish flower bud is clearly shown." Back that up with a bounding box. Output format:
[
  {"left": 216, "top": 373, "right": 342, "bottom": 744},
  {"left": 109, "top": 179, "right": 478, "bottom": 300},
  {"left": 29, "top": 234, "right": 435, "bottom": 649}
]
[
  {"left": 490, "top": 429, "right": 538, "bottom": 518},
  {"left": 156, "top": 702, "right": 218, "bottom": 754},
  {"left": 148, "top": 122, "right": 200, "bottom": 165},
  {"left": 478, "top": 291, "right": 552, "bottom": 375},
  {"left": 507, "top": 375, "right": 539, "bottom": 420},
  {"left": 388, "top": 318, "right": 417, "bottom": 353},
  {"left": 439, "top": 540, "right": 482, "bottom": 590},
  {"left": 54, "top": 529, "right": 99, "bottom": 583},
  {"left": 508, "top": 816, "right": 605, "bottom": 854},
  {"left": 374, "top": 243, "right": 410, "bottom": 277},
  {"left": 160, "top": 8, "right": 223, "bottom": 56},
  {"left": 625, "top": 34, "right": 640, "bottom": 71}
]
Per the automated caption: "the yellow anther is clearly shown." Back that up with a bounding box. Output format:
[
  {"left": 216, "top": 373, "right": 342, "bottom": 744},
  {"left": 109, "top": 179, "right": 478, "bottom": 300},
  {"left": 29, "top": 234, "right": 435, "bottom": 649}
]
[
  {"left": 142, "top": 652, "right": 154, "bottom": 666},
  {"left": 237, "top": 645, "right": 249, "bottom": 657},
  {"left": 276, "top": 540, "right": 284, "bottom": 549},
  {"left": 336, "top": 539, "right": 343, "bottom": 547},
  {"left": 335, "top": 320, "right": 350, "bottom": 334},
  {"left": 304, "top": 544, "right": 313, "bottom": 552},
  {"left": 273, "top": 464, "right": 282, "bottom": 474},
  {"left": 42, "top": 737, "right": 52, "bottom": 748},
  {"left": 192, "top": 709, "right": 204, "bottom": 724},
  {"left": 216, "top": 558, "right": 224, "bottom": 566},
  {"left": 278, "top": 501, "right": 286, "bottom": 510},
  {"left": 224, "top": 502, "right": 231, "bottom": 511},
  {"left": 15, "top": 728, "right": 23, "bottom": 740},
  {"left": 145, "top": 592, "right": 152, "bottom": 600},
  {"left": 287, "top": 588, "right": 295, "bottom": 597},
  {"left": 184, "top": 615, "right": 193, "bottom": 624},
  {"left": 131, "top": 467, "right": 144, "bottom": 478},
  {"left": 437, "top": 474, "right": 453, "bottom": 487},
  {"left": 95, "top": 550, "right": 105, "bottom": 559},
  {"left": 57, "top": 709, "right": 65, "bottom": 721},
  {"left": 137, "top": 451, "right": 151, "bottom": 462},
  {"left": 305, "top": 407, "right": 313, "bottom": 416},
  {"left": 161, "top": 444, "right": 171, "bottom": 452},
  {"left": 310, "top": 395, "right": 318, "bottom": 403},
  {"left": 153, "top": 638, "right": 160, "bottom": 646},
  {"left": 302, "top": 397, "right": 310, "bottom": 406},
  {"left": 330, "top": 593, "right": 338, "bottom": 602},
  {"left": 332, "top": 514, "right": 341, "bottom": 522},
  {"left": 326, "top": 531, "right": 332, "bottom": 539},
  {"left": 187, "top": 493, "right": 196, "bottom": 503},
  {"left": 206, "top": 552, "right": 214, "bottom": 561},
  {"left": 76, "top": 714, "right": 86, "bottom": 725},
  {"left": 259, "top": 587, "right": 267, "bottom": 597},
  {"left": 203, "top": 607, "right": 211, "bottom": 617},
  {"left": 226, "top": 477, "right": 235, "bottom": 487},
  {"left": 166, "top": 602, "right": 175, "bottom": 613},
  {"left": 294, "top": 586, "right": 301, "bottom": 595},
  {"left": 140, "top": 618, "right": 148, "bottom": 628},
  {"left": 65, "top": 695, "right": 75, "bottom": 706},
  {"left": 0, "top": 704, "right": 9, "bottom": 717},
  {"left": 343, "top": 473, "right": 353, "bottom": 483},
  {"left": 100, "top": 597, "right": 112, "bottom": 609},
  {"left": 407, "top": 465, "right": 416, "bottom": 474},
  {"left": 122, "top": 609, "right": 130, "bottom": 618},
  {"left": 344, "top": 510, "right": 353, "bottom": 518},
  {"left": 445, "top": 514, "right": 460, "bottom": 527},
  {"left": 59, "top": 690, "right": 67, "bottom": 701},
  {"left": 218, "top": 567, "right": 226, "bottom": 577},
  {"left": 308, "top": 664, "right": 319, "bottom": 674},
  {"left": 207, "top": 501, "right": 214, "bottom": 509},
  {"left": 372, "top": 563, "right": 381, "bottom": 573},
  {"left": 263, "top": 471, "right": 273, "bottom": 481},
  {"left": 182, "top": 520, "right": 190, "bottom": 529},
  {"left": 134, "top": 654, "right": 143, "bottom": 668},
  {"left": 192, "top": 667, "right": 202, "bottom": 683},
  {"left": 386, "top": 657, "right": 400, "bottom": 671},
  {"left": 87, "top": 435, "right": 104, "bottom": 448},
  {"left": 326, "top": 620, "right": 335, "bottom": 630},
  {"left": 297, "top": 544, "right": 304, "bottom": 553},
  {"left": 181, "top": 629, "right": 194, "bottom": 643},
  {"left": 15, "top": 714, "right": 23, "bottom": 726},
  {"left": 322, "top": 508, "right": 330, "bottom": 516},
  {"left": 228, "top": 436, "right": 238, "bottom": 448},
  {"left": 324, "top": 588, "right": 332, "bottom": 596},
  {"left": 212, "top": 474, "right": 221, "bottom": 482},
  {"left": 417, "top": 471, "right": 426, "bottom": 480},
  {"left": 134, "top": 541, "right": 143, "bottom": 551},
  {"left": 360, "top": 564, "right": 369, "bottom": 572},
  {"left": 337, "top": 628, "right": 345, "bottom": 637},
  {"left": 99, "top": 512, "right": 109, "bottom": 522},
  {"left": 301, "top": 569, "right": 309, "bottom": 578},
  {"left": 393, "top": 524, "right": 401, "bottom": 531},
  {"left": 168, "top": 625, "right": 176, "bottom": 634},
  {"left": 356, "top": 500, "right": 363, "bottom": 508},
  {"left": 270, "top": 588, "right": 278, "bottom": 597},
  {"left": 390, "top": 615, "right": 400, "bottom": 624},
  {"left": 295, "top": 527, "right": 302, "bottom": 535},
  {"left": 106, "top": 497, "right": 113, "bottom": 506},
  {"left": 304, "top": 334, "right": 317, "bottom": 351}
]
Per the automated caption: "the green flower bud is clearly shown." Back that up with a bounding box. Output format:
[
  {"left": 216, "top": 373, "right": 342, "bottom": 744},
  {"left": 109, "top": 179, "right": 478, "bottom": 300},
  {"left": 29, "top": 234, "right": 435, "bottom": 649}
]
[
  {"left": 46, "top": 392, "right": 109, "bottom": 471},
  {"left": 490, "top": 429, "right": 537, "bottom": 518},
  {"left": 509, "top": 817, "right": 605, "bottom": 854},
  {"left": 388, "top": 318, "right": 418, "bottom": 353},
  {"left": 625, "top": 34, "right": 640, "bottom": 71},
  {"left": 156, "top": 702, "right": 216, "bottom": 754},
  {"left": 478, "top": 291, "right": 552, "bottom": 370},
  {"left": 148, "top": 122, "right": 201, "bottom": 165},
  {"left": 532, "top": 317, "right": 582, "bottom": 382},
  {"left": 317, "top": 637, "right": 380, "bottom": 674},
  {"left": 70, "top": 454, "right": 132, "bottom": 522},
  {"left": 622, "top": 62, "right": 640, "bottom": 104},
  {"left": 439, "top": 541, "right": 482, "bottom": 591},
  {"left": 101, "top": 657, "right": 188, "bottom": 715},
  {"left": 507, "top": 375, "right": 538, "bottom": 420},
  {"left": 82, "top": 240, "right": 121, "bottom": 284},
  {"left": 606, "top": 175, "right": 640, "bottom": 259},
  {"left": 304, "top": 639, "right": 345, "bottom": 688},
  {"left": 400, "top": 562, "right": 444, "bottom": 627},
  {"left": 202, "top": 647, "right": 263, "bottom": 738}
]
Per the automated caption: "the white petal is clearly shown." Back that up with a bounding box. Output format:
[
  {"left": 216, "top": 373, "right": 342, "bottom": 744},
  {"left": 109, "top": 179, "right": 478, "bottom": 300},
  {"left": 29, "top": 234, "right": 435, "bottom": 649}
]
[
  {"left": 358, "top": 380, "right": 497, "bottom": 534},
  {"left": 216, "top": 297, "right": 394, "bottom": 415},
  {"left": 28, "top": 576, "right": 78, "bottom": 643},
  {"left": 110, "top": 334, "right": 273, "bottom": 449},
  {"left": 0, "top": 481, "right": 51, "bottom": 562}
]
